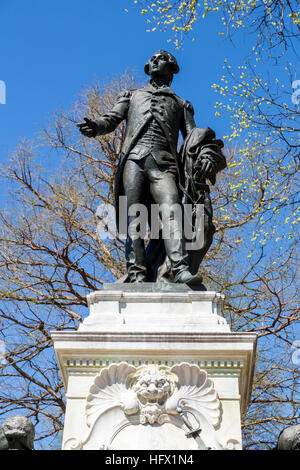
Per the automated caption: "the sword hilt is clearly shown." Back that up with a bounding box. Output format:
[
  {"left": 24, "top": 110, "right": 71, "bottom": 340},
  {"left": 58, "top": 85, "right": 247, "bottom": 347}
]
[{"left": 176, "top": 406, "right": 202, "bottom": 438}]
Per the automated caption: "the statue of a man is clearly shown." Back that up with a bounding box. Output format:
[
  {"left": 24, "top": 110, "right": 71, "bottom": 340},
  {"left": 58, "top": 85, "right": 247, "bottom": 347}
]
[{"left": 78, "top": 50, "right": 226, "bottom": 285}]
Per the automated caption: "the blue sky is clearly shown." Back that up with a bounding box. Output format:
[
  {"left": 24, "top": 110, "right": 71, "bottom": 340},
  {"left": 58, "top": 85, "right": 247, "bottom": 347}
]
[{"left": 0, "top": 0, "right": 258, "bottom": 159}]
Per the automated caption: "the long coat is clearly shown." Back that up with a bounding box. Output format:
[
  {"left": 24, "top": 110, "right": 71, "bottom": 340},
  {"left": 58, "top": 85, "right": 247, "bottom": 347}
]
[{"left": 94, "top": 83, "right": 196, "bottom": 226}]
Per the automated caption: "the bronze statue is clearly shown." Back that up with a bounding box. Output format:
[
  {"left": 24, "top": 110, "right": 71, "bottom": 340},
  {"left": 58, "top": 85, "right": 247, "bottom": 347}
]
[{"left": 78, "top": 51, "right": 226, "bottom": 285}]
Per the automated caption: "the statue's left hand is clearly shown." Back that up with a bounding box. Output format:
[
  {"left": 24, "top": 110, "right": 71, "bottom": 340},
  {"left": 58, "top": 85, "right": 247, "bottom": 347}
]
[{"left": 197, "top": 157, "right": 215, "bottom": 179}]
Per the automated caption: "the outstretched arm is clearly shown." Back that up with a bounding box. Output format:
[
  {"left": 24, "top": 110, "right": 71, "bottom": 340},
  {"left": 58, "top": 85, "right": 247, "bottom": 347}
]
[{"left": 77, "top": 90, "right": 131, "bottom": 138}]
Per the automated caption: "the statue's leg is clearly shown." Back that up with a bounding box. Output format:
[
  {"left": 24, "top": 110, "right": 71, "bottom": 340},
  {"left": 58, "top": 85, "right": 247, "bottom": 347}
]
[
  {"left": 123, "top": 159, "right": 148, "bottom": 282},
  {"left": 146, "top": 158, "right": 190, "bottom": 280},
  {"left": 144, "top": 196, "right": 167, "bottom": 282},
  {"left": 188, "top": 191, "right": 215, "bottom": 275}
]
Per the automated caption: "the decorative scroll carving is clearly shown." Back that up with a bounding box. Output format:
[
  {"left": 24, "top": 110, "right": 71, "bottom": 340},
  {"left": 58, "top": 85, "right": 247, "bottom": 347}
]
[
  {"left": 224, "top": 439, "right": 243, "bottom": 450},
  {"left": 64, "top": 361, "right": 240, "bottom": 450},
  {"left": 63, "top": 437, "right": 83, "bottom": 450}
]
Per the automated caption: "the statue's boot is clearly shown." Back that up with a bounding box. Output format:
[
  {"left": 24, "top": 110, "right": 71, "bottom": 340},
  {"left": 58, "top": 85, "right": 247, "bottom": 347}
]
[
  {"left": 129, "top": 273, "right": 147, "bottom": 283},
  {"left": 126, "top": 239, "right": 148, "bottom": 283},
  {"left": 174, "top": 269, "right": 203, "bottom": 286},
  {"left": 127, "top": 265, "right": 147, "bottom": 283}
]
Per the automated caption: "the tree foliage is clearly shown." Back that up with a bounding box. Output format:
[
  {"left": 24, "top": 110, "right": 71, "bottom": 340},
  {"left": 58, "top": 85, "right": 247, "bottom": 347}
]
[
  {"left": 131, "top": 1, "right": 300, "bottom": 166},
  {"left": 132, "top": 0, "right": 300, "bottom": 50}
]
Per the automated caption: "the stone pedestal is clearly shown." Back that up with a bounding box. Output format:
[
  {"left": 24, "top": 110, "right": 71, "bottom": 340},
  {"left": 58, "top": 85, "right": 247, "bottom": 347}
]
[{"left": 51, "top": 284, "right": 257, "bottom": 450}]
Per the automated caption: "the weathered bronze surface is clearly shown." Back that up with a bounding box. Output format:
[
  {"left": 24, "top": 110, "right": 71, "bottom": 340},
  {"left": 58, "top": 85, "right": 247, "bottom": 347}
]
[
  {"left": 0, "top": 415, "right": 34, "bottom": 450},
  {"left": 78, "top": 51, "right": 226, "bottom": 285}
]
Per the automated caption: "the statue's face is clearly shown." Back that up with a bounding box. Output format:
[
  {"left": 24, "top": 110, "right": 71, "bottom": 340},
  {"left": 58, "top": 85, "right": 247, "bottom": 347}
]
[{"left": 148, "top": 52, "right": 171, "bottom": 78}]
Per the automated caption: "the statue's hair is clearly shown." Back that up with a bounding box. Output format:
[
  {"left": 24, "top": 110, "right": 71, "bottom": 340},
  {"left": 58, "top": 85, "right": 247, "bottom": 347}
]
[{"left": 144, "top": 50, "right": 180, "bottom": 77}]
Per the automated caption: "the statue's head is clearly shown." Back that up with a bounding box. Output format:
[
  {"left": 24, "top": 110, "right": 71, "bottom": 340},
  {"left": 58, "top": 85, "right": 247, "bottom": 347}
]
[{"left": 144, "top": 50, "right": 179, "bottom": 84}]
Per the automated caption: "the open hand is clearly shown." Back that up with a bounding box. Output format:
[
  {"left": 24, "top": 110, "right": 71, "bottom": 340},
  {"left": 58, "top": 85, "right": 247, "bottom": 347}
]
[{"left": 77, "top": 117, "right": 98, "bottom": 138}]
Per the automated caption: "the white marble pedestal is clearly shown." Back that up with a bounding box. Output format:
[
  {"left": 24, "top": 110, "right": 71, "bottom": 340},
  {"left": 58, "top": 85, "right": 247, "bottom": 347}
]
[{"left": 51, "top": 284, "right": 257, "bottom": 450}]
